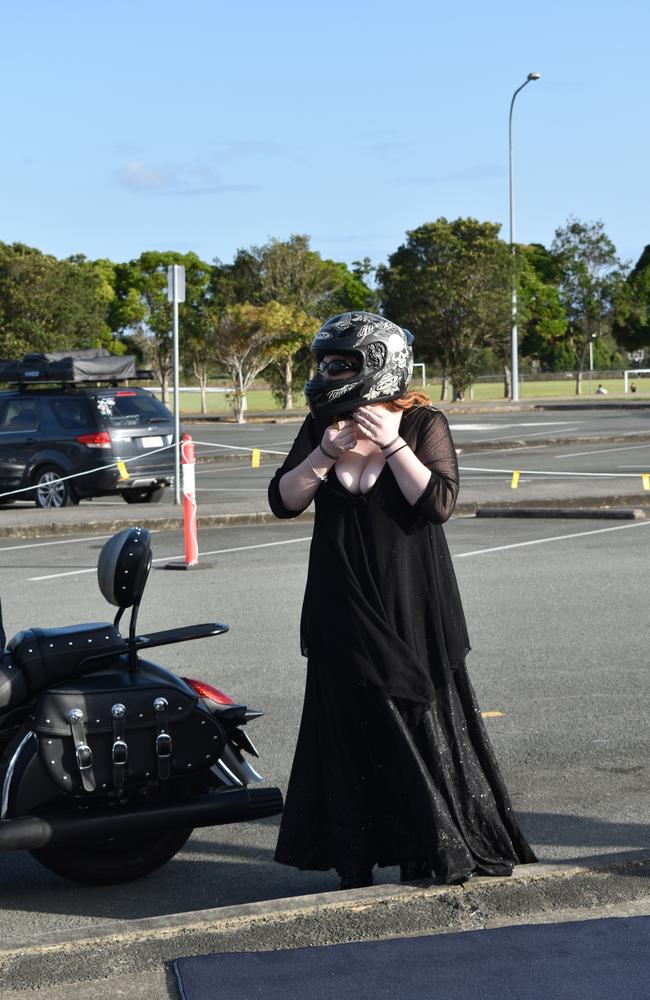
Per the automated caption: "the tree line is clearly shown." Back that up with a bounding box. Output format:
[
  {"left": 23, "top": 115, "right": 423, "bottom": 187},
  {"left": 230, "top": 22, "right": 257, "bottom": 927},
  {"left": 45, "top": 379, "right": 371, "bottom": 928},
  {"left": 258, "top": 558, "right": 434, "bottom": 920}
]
[{"left": 0, "top": 218, "right": 648, "bottom": 416}]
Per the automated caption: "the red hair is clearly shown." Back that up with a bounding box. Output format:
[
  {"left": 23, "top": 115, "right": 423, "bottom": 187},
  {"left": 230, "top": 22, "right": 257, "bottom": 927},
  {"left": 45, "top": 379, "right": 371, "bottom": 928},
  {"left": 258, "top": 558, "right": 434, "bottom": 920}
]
[{"left": 384, "top": 390, "right": 431, "bottom": 412}]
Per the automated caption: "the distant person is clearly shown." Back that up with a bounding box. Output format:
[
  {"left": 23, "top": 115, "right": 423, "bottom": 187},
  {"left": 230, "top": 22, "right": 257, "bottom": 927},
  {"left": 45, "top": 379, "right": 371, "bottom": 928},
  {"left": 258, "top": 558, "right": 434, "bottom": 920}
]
[
  {"left": 596, "top": 384, "right": 608, "bottom": 395},
  {"left": 630, "top": 383, "right": 637, "bottom": 393}
]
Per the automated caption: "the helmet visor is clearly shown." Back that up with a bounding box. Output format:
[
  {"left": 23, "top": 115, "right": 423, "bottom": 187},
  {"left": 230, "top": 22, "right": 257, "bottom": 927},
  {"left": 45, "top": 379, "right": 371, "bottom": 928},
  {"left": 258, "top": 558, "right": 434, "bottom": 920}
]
[{"left": 317, "top": 358, "right": 362, "bottom": 377}]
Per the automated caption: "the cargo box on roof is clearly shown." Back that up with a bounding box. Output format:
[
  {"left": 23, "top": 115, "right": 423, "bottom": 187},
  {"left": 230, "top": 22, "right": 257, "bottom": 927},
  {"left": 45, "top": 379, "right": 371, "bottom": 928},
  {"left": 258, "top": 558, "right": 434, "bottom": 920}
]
[{"left": 0, "top": 350, "right": 138, "bottom": 384}]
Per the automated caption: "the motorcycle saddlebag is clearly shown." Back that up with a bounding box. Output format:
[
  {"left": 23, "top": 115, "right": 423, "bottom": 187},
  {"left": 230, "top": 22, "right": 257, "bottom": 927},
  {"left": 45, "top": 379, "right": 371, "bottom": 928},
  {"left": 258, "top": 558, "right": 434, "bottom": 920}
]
[{"left": 30, "top": 672, "right": 226, "bottom": 795}]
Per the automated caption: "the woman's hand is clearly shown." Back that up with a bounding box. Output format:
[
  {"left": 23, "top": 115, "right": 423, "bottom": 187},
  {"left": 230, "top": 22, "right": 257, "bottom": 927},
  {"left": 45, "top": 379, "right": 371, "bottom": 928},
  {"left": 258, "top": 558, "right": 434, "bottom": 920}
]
[
  {"left": 321, "top": 419, "right": 358, "bottom": 458},
  {"left": 352, "top": 405, "right": 403, "bottom": 449}
]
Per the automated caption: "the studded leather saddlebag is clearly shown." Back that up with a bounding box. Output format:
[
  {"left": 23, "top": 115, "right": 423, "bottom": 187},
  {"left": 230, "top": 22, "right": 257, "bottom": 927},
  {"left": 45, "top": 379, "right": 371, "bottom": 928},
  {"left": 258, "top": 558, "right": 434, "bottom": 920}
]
[{"left": 31, "top": 672, "right": 226, "bottom": 794}]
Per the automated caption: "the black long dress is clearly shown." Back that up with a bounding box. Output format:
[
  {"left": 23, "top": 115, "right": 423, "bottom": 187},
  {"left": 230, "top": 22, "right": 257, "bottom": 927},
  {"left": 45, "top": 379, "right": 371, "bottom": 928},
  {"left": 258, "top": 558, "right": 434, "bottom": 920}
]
[{"left": 269, "top": 406, "right": 536, "bottom": 883}]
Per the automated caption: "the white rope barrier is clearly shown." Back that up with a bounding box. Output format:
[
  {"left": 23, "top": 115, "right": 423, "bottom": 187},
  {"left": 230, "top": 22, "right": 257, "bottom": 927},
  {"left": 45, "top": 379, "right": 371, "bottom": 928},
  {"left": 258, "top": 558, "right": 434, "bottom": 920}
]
[
  {"left": 0, "top": 436, "right": 647, "bottom": 503},
  {"left": 459, "top": 465, "right": 645, "bottom": 479},
  {"left": 191, "top": 439, "right": 290, "bottom": 457},
  {"left": 0, "top": 441, "right": 177, "bottom": 501}
]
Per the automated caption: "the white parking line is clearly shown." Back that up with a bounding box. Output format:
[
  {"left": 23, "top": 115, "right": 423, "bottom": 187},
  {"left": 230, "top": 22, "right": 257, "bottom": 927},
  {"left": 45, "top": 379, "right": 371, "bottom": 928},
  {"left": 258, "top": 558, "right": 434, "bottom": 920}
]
[
  {"left": 469, "top": 427, "right": 580, "bottom": 444},
  {"left": 455, "top": 520, "right": 650, "bottom": 559},
  {"left": 560, "top": 442, "right": 650, "bottom": 459},
  {"left": 28, "top": 536, "right": 313, "bottom": 581},
  {"left": 0, "top": 532, "right": 157, "bottom": 553}
]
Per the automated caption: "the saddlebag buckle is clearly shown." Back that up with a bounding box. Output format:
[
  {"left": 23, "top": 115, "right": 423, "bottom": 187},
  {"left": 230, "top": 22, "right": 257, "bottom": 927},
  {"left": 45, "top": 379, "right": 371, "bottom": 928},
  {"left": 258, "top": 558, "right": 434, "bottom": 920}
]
[
  {"left": 75, "top": 743, "right": 93, "bottom": 770},
  {"left": 156, "top": 732, "right": 172, "bottom": 757},
  {"left": 154, "top": 697, "right": 172, "bottom": 780},
  {"left": 112, "top": 739, "right": 128, "bottom": 765},
  {"left": 111, "top": 702, "right": 128, "bottom": 788},
  {"left": 67, "top": 708, "right": 96, "bottom": 793}
]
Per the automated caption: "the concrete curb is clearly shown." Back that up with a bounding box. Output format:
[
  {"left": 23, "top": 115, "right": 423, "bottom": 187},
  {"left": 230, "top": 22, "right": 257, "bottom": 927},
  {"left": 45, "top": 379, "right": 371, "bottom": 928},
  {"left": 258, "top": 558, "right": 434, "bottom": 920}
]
[
  {"left": 1, "top": 851, "right": 649, "bottom": 991},
  {"left": 3, "top": 498, "right": 650, "bottom": 538},
  {"left": 455, "top": 432, "right": 650, "bottom": 453},
  {"left": 475, "top": 507, "right": 647, "bottom": 520},
  {"left": 0, "top": 510, "right": 316, "bottom": 539}
]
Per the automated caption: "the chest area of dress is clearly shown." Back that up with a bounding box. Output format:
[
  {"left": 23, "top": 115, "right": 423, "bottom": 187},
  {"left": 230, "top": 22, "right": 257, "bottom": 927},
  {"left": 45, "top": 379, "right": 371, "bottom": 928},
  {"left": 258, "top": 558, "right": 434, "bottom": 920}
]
[{"left": 334, "top": 441, "right": 386, "bottom": 496}]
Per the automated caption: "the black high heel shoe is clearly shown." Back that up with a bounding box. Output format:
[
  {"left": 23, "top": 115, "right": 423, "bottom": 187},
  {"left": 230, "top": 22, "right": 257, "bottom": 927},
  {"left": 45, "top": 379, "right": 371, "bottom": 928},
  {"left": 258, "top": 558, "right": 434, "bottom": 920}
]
[
  {"left": 399, "top": 859, "right": 432, "bottom": 882},
  {"left": 338, "top": 869, "right": 374, "bottom": 890}
]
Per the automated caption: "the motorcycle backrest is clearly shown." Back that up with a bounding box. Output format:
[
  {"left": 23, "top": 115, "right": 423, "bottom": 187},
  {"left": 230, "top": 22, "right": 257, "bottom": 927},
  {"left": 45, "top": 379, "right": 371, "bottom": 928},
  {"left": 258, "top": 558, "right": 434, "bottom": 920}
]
[{"left": 97, "top": 527, "right": 152, "bottom": 608}]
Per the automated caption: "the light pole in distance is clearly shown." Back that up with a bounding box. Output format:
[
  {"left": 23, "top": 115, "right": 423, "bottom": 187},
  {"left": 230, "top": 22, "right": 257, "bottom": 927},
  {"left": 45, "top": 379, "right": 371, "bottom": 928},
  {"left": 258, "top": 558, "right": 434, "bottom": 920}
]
[{"left": 509, "top": 71, "right": 540, "bottom": 402}]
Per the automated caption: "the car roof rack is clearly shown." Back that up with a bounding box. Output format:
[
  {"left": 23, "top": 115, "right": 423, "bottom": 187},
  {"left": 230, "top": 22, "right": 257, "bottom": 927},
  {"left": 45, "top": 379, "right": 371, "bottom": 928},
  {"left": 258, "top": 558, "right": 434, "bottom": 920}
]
[{"left": 0, "top": 350, "right": 154, "bottom": 386}]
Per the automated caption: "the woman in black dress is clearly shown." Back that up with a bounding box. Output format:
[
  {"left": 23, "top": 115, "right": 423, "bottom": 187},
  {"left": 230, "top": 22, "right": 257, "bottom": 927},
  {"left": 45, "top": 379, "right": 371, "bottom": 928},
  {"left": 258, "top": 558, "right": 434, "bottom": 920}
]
[{"left": 269, "top": 311, "right": 536, "bottom": 889}]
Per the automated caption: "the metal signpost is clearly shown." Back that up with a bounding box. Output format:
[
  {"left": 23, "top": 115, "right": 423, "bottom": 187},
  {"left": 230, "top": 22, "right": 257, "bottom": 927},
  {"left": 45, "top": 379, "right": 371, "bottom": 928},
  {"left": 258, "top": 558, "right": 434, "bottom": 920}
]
[{"left": 167, "top": 264, "right": 186, "bottom": 505}]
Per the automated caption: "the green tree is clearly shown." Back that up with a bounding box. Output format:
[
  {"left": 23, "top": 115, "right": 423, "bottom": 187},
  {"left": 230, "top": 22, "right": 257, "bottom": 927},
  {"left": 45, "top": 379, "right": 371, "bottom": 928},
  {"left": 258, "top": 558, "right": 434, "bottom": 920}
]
[
  {"left": 209, "top": 303, "right": 278, "bottom": 423},
  {"left": 378, "top": 218, "right": 511, "bottom": 400},
  {"left": 262, "top": 301, "right": 314, "bottom": 409},
  {"left": 518, "top": 244, "right": 568, "bottom": 372},
  {"left": 550, "top": 218, "right": 626, "bottom": 394},
  {"left": 612, "top": 244, "right": 650, "bottom": 360},
  {"left": 111, "top": 251, "right": 211, "bottom": 404},
  {"left": 212, "top": 236, "right": 374, "bottom": 407},
  {"left": 0, "top": 242, "right": 110, "bottom": 358}
]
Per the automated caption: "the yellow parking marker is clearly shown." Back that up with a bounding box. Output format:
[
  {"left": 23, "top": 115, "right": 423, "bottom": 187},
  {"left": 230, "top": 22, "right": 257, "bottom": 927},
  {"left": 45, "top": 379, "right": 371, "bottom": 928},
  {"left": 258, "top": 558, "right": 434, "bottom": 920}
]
[
  {"left": 481, "top": 711, "right": 504, "bottom": 718},
  {"left": 642, "top": 473, "right": 650, "bottom": 491},
  {"left": 510, "top": 470, "right": 520, "bottom": 489},
  {"left": 251, "top": 448, "right": 261, "bottom": 469},
  {"left": 117, "top": 460, "right": 129, "bottom": 480}
]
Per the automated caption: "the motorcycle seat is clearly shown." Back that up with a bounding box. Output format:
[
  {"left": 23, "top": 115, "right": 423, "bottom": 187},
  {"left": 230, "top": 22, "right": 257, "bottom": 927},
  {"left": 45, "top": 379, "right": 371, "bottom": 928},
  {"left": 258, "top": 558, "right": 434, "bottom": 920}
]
[{"left": 0, "top": 624, "right": 127, "bottom": 711}]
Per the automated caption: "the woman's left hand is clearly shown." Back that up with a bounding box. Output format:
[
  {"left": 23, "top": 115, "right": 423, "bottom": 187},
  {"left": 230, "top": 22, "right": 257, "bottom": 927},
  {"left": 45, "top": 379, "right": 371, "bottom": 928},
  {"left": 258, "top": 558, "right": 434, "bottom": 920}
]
[{"left": 352, "top": 405, "right": 403, "bottom": 449}]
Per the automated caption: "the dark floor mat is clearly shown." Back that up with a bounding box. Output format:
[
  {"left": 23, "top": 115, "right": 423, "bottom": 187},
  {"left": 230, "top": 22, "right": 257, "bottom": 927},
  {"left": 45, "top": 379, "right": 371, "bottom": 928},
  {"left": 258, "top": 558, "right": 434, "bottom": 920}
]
[{"left": 173, "top": 914, "right": 650, "bottom": 999}]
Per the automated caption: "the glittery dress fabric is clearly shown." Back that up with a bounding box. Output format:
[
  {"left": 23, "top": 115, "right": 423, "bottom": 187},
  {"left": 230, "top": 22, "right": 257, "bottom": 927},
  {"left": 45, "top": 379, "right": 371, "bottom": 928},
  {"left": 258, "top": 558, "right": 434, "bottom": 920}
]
[{"left": 269, "top": 407, "right": 536, "bottom": 882}]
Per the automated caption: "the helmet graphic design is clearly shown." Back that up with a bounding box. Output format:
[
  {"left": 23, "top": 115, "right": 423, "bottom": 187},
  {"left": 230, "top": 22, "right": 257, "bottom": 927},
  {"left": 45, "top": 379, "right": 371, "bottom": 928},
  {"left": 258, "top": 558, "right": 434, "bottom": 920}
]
[{"left": 304, "top": 312, "right": 414, "bottom": 422}]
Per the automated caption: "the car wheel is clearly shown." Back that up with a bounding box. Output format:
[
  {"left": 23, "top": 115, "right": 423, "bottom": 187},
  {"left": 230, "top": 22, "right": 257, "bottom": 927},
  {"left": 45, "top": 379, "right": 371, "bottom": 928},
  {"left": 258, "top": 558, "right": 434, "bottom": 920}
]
[
  {"left": 32, "top": 465, "right": 79, "bottom": 509},
  {"left": 122, "top": 486, "right": 165, "bottom": 504}
]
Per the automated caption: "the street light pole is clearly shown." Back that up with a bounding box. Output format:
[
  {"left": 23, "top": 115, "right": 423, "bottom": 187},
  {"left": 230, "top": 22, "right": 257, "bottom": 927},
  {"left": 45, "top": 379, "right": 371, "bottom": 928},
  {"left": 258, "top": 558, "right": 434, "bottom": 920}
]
[{"left": 509, "top": 71, "right": 540, "bottom": 402}]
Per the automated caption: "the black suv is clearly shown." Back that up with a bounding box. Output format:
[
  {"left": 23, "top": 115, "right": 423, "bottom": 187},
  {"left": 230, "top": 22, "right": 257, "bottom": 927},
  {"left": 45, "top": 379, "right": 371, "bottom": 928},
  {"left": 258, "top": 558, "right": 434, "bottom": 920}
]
[{"left": 0, "top": 385, "right": 176, "bottom": 508}]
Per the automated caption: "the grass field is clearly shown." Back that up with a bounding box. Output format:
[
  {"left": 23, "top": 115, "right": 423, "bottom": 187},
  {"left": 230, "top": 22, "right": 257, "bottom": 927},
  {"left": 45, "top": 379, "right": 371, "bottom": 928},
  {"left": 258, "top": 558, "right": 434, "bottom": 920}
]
[{"left": 150, "top": 376, "right": 650, "bottom": 416}]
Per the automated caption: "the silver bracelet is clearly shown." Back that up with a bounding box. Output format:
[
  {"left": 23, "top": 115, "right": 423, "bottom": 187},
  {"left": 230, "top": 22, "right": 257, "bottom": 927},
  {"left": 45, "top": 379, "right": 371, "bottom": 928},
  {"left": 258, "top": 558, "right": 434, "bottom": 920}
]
[{"left": 306, "top": 453, "right": 328, "bottom": 483}]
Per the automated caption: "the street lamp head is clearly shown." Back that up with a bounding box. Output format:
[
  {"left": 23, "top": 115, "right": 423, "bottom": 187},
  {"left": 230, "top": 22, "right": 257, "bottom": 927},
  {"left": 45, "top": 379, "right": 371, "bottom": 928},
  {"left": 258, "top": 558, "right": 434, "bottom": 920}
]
[{"left": 527, "top": 72, "right": 541, "bottom": 81}]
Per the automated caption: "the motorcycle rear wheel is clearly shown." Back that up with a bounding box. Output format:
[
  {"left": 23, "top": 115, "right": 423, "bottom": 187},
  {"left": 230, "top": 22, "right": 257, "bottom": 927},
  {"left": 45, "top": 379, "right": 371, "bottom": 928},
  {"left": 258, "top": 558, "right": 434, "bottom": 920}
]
[{"left": 30, "top": 826, "right": 193, "bottom": 885}]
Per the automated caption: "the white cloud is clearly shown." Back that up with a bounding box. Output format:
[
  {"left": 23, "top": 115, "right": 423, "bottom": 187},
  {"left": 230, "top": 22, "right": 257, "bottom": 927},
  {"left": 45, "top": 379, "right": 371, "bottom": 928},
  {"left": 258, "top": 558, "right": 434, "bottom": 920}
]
[{"left": 114, "top": 158, "right": 256, "bottom": 195}]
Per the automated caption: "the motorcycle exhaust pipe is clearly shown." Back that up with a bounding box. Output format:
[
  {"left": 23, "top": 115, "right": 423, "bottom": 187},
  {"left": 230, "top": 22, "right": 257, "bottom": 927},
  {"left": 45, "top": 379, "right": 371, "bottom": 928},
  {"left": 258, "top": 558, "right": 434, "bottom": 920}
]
[{"left": 0, "top": 786, "right": 283, "bottom": 853}]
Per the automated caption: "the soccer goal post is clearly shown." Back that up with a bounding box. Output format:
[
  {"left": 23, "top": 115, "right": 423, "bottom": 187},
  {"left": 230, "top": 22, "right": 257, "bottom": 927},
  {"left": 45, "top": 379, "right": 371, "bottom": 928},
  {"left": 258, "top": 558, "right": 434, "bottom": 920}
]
[{"left": 624, "top": 369, "right": 650, "bottom": 393}]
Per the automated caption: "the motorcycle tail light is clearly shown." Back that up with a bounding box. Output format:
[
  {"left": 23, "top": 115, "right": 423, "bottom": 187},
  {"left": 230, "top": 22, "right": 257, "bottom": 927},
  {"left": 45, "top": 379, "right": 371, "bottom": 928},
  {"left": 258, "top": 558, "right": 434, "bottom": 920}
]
[
  {"left": 183, "top": 677, "right": 235, "bottom": 705},
  {"left": 77, "top": 431, "right": 112, "bottom": 449}
]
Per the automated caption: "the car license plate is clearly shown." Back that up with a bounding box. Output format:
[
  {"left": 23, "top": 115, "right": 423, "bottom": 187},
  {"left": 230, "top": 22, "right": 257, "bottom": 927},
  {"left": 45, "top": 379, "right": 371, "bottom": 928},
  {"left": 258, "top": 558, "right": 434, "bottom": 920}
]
[{"left": 142, "top": 436, "right": 164, "bottom": 448}]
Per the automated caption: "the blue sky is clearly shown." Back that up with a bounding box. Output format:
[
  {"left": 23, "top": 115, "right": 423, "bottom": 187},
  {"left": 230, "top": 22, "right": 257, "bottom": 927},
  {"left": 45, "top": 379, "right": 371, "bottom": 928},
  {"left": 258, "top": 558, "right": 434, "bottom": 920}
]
[{"left": 3, "top": 0, "right": 648, "bottom": 271}]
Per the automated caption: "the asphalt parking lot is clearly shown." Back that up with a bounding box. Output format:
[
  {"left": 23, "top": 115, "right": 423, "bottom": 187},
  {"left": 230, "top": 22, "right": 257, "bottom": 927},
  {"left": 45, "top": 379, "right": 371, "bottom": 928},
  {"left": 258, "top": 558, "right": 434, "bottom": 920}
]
[{"left": 0, "top": 514, "right": 648, "bottom": 944}]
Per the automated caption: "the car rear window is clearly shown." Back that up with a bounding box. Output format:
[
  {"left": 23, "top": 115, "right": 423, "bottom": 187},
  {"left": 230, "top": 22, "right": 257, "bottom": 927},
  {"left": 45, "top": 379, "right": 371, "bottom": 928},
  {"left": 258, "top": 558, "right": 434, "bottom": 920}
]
[
  {"left": 49, "top": 396, "right": 96, "bottom": 429},
  {"left": 94, "top": 391, "right": 171, "bottom": 426}
]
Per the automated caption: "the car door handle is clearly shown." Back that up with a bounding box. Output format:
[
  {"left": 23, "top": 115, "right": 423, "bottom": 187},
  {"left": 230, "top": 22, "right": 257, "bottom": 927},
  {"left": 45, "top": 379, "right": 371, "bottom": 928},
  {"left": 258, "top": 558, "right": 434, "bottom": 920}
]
[{"left": 24, "top": 437, "right": 38, "bottom": 443}]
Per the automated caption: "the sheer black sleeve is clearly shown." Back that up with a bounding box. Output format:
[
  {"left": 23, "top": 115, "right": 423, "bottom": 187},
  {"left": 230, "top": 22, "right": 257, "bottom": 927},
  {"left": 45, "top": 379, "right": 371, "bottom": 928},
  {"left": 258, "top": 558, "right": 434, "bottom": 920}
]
[
  {"left": 268, "top": 416, "right": 318, "bottom": 519},
  {"left": 408, "top": 408, "right": 459, "bottom": 524}
]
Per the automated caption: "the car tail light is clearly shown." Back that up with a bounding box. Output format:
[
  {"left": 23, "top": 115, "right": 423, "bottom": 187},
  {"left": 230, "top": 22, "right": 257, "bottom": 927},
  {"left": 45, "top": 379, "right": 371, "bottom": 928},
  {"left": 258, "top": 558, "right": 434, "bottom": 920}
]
[
  {"left": 76, "top": 431, "right": 111, "bottom": 449},
  {"left": 116, "top": 390, "right": 137, "bottom": 396},
  {"left": 183, "top": 677, "right": 235, "bottom": 705}
]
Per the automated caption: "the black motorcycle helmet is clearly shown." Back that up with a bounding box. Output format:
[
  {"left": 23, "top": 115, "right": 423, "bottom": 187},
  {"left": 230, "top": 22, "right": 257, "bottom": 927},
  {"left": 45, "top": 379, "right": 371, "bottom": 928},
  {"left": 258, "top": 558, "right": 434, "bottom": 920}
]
[{"left": 304, "top": 311, "right": 414, "bottom": 423}]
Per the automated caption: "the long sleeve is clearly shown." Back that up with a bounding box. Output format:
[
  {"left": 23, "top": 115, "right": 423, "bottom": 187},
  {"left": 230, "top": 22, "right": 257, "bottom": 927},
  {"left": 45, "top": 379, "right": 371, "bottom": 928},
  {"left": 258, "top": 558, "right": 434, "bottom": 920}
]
[
  {"left": 268, "top": 416, "right": 318, "bottom": 518},
  {"left": 409, "top": 409, "right": 459, "bottom": 524}
]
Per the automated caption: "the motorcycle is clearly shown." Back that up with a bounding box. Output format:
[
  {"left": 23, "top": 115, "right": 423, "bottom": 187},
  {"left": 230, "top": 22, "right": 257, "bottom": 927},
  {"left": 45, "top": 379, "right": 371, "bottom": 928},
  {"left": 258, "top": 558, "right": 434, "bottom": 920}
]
[{"left": 0, "top": 526, "right": 283, "bottom": 884}]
